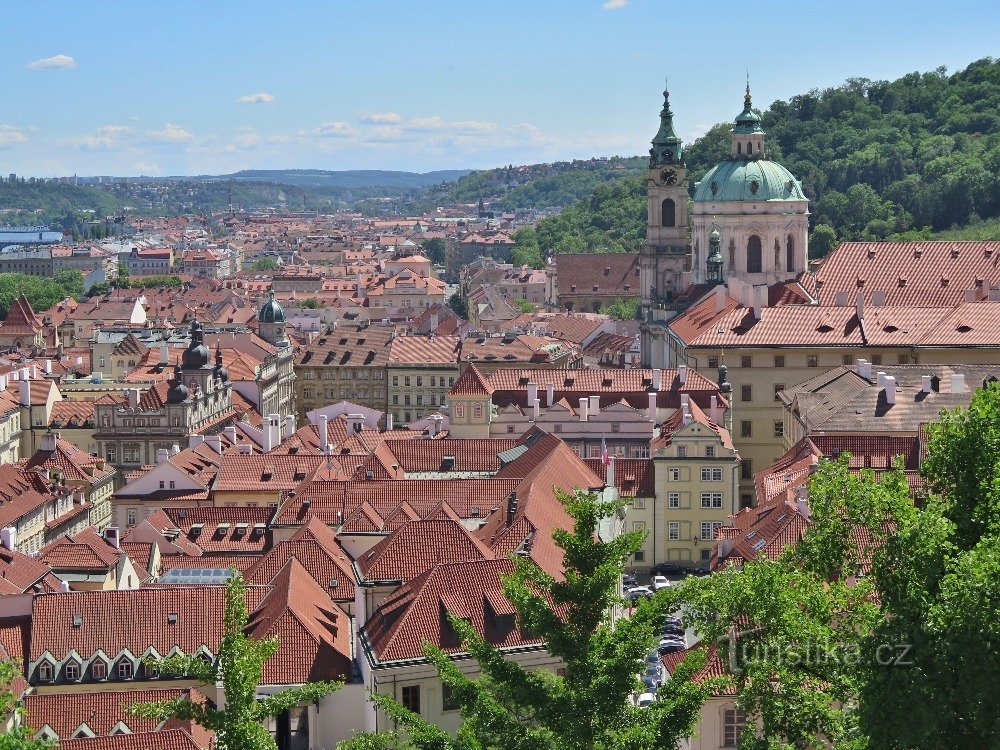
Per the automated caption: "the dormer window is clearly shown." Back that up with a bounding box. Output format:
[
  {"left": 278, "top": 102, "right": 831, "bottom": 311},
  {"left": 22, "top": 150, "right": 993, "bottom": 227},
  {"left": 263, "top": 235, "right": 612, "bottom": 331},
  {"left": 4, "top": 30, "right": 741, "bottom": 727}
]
[
  {"left": 117, "top": 660, "right": 134, "bottom": 679},
  {"left": 92, "top": 660, "right": 108, "bottom": 680},
  {"left": 64, "top": 661, "right": 81, "bottom": 681},
  {"left": 37, "top": 661, "right": 54, "bottom": 682}
]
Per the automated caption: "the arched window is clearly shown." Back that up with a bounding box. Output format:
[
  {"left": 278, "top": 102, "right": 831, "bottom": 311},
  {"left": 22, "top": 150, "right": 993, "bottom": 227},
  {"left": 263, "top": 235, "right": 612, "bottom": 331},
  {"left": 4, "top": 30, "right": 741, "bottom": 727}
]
[
  {"left": 737, "top": 142, "right": 742, "bottom": 155},
  {"left": 661, "top": 199, "right": 675, "bottom": 228},
  {"left": 747, "top": 141, "right": 752, "bottom": 155},
  {"left": 786, "top": 235, "right": 796, "bottom": 272},
  {"left": 774, "top": 238, "right": 780, "bottom": 269},
  {"left": 747, "top": 236, "right": 763, "bottom": 273}
]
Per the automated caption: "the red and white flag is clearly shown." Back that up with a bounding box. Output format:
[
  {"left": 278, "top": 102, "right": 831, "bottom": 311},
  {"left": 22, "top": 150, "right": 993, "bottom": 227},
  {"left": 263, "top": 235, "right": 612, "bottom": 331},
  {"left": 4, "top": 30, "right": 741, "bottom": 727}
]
[{"left": 601, "top": 437, "right": 610, "bottom": 466}]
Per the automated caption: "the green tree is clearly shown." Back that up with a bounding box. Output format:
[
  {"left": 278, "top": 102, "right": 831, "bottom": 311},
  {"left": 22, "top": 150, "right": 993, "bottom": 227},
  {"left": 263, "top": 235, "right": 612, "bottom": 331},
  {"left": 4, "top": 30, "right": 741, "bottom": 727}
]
[
  {"left": 515, "top": 298, "right": 536, "bottom": 314},
  {"left": 447, "top": 292, "right": 468, "bottom": 319},
  {"left": 511, "top": 227, "right": 544, "bottom": 269},
  {"left": 0, "top": 659, "right": 54, "bottom": 750},
  {"left": 421, "top": 238, "right": 446, "bottom": 265},
  {"left": 53, "top": 268, "right": 85, "bottom": 299},
  {"left": 808, "top": 224, "right": 838, "bottom": 258},
  {"left": 601, "top": 297, "right": 640, "bottom": 321},
  {"left": 131, "top": 575, "right": 340, "bottom": 750},
  {"left": 249, "top": 257, "right": 280, "bottom": 271},
  {"left": 340, "top": 489, "right": 713, "bottom": 750},
  {"left": 301, "top": 297, "right": 322, "bottom": 309}
]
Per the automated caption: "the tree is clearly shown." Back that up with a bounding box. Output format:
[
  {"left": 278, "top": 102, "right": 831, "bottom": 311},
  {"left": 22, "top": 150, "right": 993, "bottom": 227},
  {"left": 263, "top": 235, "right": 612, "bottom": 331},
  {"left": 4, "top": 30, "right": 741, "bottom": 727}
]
[
  {"left": 53, "top": 269, "right": 85, "bottom": 299},
  {"left": 447, "top": 292, "right": 468, "bottom": 320},
  {"left": 511, "top": 227, "right": 544, "bottom": 269},
  {"left": 808, "top": 224, "right": 838, "bottom": 258},
  {"left": 340, "top": 489, "right": 713, "bottom": 750},
  {"left": 600, "top": 297, "right": 640, "bottom": 321},
  {"left": 301, "top": 297, "right": 322, "bottom": 309},
  {"left": 515, "top": 298, "right": 536, "bottom": 314},
  {"left": 0, "top": 659, "right": 54, "bottom": 750},
  {"left": 421, "top": 238, "right": 446, "bottom": 265},
  {"left": 249, "top": 257, "right": 280, "bottom": 271},
  {"left": 131, "top": 575, "right": 341, "bottom": 750}
]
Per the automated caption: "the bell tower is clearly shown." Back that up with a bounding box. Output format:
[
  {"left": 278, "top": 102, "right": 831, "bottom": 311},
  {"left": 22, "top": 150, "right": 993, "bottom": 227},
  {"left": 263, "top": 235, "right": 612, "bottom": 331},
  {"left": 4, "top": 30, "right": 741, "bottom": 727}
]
[{"left": 640, "top": 80, "right": 690, "bottom": 368}]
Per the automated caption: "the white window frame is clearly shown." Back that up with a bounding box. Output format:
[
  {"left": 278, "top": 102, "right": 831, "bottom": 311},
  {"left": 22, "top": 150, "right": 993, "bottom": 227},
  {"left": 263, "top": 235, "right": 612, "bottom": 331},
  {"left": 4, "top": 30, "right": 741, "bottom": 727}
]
[{"left": 668, "top": 522, "right": 680, "bottom": 541}]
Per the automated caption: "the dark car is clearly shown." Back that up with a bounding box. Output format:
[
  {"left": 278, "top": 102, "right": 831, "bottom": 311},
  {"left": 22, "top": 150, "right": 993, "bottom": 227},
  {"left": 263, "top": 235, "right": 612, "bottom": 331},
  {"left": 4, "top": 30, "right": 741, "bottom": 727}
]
[
  {"left": 657, "top": 641, "right": 686, "bottom": 656},
  {"left": 622, "top": 574, "right": 638, "bottom": 588},
  {"left": 650, "top": 562, "right": 685, "bottom": 577}
]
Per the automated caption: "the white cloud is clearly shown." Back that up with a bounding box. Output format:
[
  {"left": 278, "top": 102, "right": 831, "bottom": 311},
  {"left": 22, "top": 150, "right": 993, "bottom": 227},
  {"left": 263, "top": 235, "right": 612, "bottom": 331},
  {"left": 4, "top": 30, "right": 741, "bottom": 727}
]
[
  {"left": 147, "top": 123, "right": 194, "bottom": 142},
  {"left": 64, "top": 124, "right": 131, "bottom": 150},
  {"left": 0, "top": 125, "right": 27, "bottom": 145},
  {"left": 132, "top": 161, "right": 161, "bottom": 175},
  {"left": 26, "top": 54, "right": 76, "bottom": 70},
  {"left": 315, "top": 121, "right": 354, "bottom": 138},
  {"left": 602, "top": 0, "right": 629, "bottom": 8},
  {"left": 369, "top": 126, "right": 403, "bottom": 140},
  {"left": 236, "top": 92, "right": 275, "bottom": 105},
  {"left": 234, "top": 132, "right": 262, "bottom": 148},
  {"left": 360, "top": 112, "right": 402, "bottom": 124}
]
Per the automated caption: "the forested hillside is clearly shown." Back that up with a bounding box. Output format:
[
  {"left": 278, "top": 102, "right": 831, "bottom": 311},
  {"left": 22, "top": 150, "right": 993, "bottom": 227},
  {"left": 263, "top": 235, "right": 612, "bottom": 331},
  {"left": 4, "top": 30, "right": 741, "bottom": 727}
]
[{"left": 528, "top": 57, "right": 1000, "bottom": 263}]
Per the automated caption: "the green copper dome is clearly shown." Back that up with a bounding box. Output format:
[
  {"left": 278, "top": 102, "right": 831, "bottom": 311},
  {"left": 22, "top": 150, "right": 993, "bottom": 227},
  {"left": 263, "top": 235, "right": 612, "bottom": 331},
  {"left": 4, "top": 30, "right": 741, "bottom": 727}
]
[
  {"left": 733, "top": 85, "right": 763, "bottom": 134},
  {"left": 693, "top": 159, "right": 805, "bottom": 203},
  {"left": 258, "top": 289, "right": 286, "bottom": 324}
]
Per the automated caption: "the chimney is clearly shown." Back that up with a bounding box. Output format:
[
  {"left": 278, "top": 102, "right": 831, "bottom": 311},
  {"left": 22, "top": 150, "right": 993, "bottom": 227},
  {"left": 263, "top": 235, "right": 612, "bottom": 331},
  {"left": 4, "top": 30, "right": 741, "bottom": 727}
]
[
  {"left": 710, "top": 394, "right": 720, "bottom": 425},
  {"left": 680, "top": 393, "right": 690, "bottom": 416},
  {"left": 76, "top": 356, "right": 83, "bottom": 365},
  {"left": 652, "top": 369, "right": 662, "bottom": 391},
  {"left": 546, "top": 383, "right": 554, "bottom": 407},
  {"left": 170, "top": 444, "right": 181, "bottom": 456},
  {"left": 207, "top": 435, "right": 223, "bottom": 454},
  {"left": 678, "top": 364, "right": 687, "bottom": 385},
  {"left": 752, "top": 286, "right": 763, "bottom": 320},
  {"left": 876, "top": 371, "right": 886, "bottom": 389},
  {"left": 224, "top": 425, "right": 238, "bottom": 445},
  {"left": 0, "top": 527, "right": 16, "bottom": 551},
  {"left": 318, "top": 415, "right": 329, "bottom": 454},
  {"left": 127, "top": 389, "right": 140, "bottom": 408},
  {"left": 59, "top": 580, "right": 70, "bottom": 593},
  {"left": 506, "top": 492, "right": 518, "bottom": 526},
  {"left": 589, "top": 395, "right": 600, "bottom": 416},
  {"left": 527, "top": 382, "right": 537, "bottom": 408},
  {"left": 103, "top": 527, "right": 120, "bottom": 550},
  {"left": 19, "top": 379, "right": 30, "bottom": 407},
  {"left": 796, "top": 491, "right": 811, "bottom": 520},
  {"left": 385, "top": 413, "right": 393, "bottom": 431},
  {"left": 606, "top": 454, "right": 615, "bottom": 489},
  {"left": 430, "top": 312, "right": 439, "bottom": 332},
  {"left": 427, "top": 417, "right": 438, "bottom": 437},
  {"left": 855, "top": 291, "right": 865, "bottom": 321},
  {"left": 921, "top": 375, "right": 933, "bottom": 393},
  {"left": 714, "top": 284, "right": 726, "bottom": 313},
  {"left": 532, "top": 398, "right": 540, "bottom": 421},
  {"left": 188, "top": 434, "right": 205, "bottom": 449},
  {"left": 21, "top": 367, "right": 30, "bottom": 381},
  {"left": 648, "top": 391, "right": 657, "bottom": 422},
  {"left": 155, "top": 447, "right": 169, "bottom": 464},
  {"left": 740, "top": 284, "right": 752, "bottom": 308},
  {"left": 856, "top": 358, "right": 868, "bottom": 378},
  {"left": 160, "top": 343, "right": 169, "bottom": 365},
  {"left": 872, "top": 290, "right": 886, "bottom": 306},
  {"left": 951, "top": 372, "right": 966, "bottom": 393},
  {"left": 884, "top": 375, "right": 897, "bottom": 405},
  {"left": 579, "top": 398, "right": 589, "bottom": 422},
  {"left": 264, "top": 414, "right": 279, "bottom": 452},
  {"left": 284, "top": 415, "right": 296, "bottom": 443},
  {"left": 682, "top": 409, "right": 693, "bottom": 426},
  {"left": 44, "top": 359, "right": 52, "bottom": 375}
]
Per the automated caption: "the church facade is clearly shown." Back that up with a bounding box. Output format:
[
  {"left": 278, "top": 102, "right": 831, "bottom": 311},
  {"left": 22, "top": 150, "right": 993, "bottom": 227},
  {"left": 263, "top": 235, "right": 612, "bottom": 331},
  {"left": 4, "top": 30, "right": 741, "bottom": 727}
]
[{"left": 640, "top": 83, "right": 809, "bottom": 367}]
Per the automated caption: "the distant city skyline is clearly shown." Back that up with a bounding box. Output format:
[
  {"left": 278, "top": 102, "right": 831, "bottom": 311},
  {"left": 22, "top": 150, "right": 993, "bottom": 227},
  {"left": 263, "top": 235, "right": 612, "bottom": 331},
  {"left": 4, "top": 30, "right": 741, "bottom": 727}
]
[{"left": 3, "top": 0, "right": 998, "bottom": 177}]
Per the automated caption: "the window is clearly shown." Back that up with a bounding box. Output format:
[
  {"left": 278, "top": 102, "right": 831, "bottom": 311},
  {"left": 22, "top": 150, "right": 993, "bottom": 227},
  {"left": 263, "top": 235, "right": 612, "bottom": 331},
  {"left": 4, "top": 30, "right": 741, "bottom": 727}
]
[
  {"left": 454, "top": 403, "right": 465, "bottom": 418},
  {"left": 633, "top": 498, "right": 645, "bottom": 510},
  {"left": 740, "top": 355, "right": 752, "bottom": 368},
  {"left": 64, "top": 662, "right": 80, "bottom": 681},
  {"left": 392, "top": 395, "right": 399, "bottom": 405},
  {"left": 740, "top": 460, "right": 753, "bottom": 481},
  {"left": 746, "top": 235, "right": 762, "bottom": 273},
  {"left": 807, "top": 355, "right": 818, "bottom": 368},
  {"left": 37, "top": 662, "right": 53, "bottom": 681},
  {"left": 723, "top": 708, "right": 747, "bottom": 747},
  {"left": 701, "top": 492, "right": 723, "bottom": 509},
  {"left": 786, "top": 235, "right": 796, "bottom": 273},
  {"left": 677, "top": 445, "right": 687, "bottom": 457},
  {"left": 117, "top": 660, "right": 133, "bottom": 679},
  {"left": 842, "top": 354, "right": 854, "bottom": 366},
  {"left": 429, "top": 376, "right": 436, "bottom": 387},
  {"left": 668, "top": 522, "right": 680, "bottom": 541},
  {"left": 773, "top": 355, "right": 785, "bottom": 368},
  {"left": 588, "top": 445, "right": 600, "bottom": 458},
  {"left": 92, "top": 660, "right": 107, "bottom": 680},
  {"left": 404, "top": 395, "right": 411, "bottom": 406},
  {"left": 740, "top": 420, "right": 752, "bottom": 438},
  {"left": 701, "top": 521, "right": 722, "bottom": 540},
  {"left": 105, "top": 448, "right": 116, "bottom": 463},
  {"left": 442, "top": 684, "right": 460, "bottom": 712},
  {"left": 127, "top": 509, "right": 137, "bottom": 526},
  {"left": 611, "top": 423, "right": 620, "bottom": 433},
  {"left": 701, "top": 467, "right": 723, "bottom": 481},
  {"left": 668, "top": 492, "right": 680, "bottom": 508},
  {"left": 741, "top": 384, "right": 752, "bottom": 402},
  {"left": 661, "top": 198, "right": 676, "bottom": 228},
  {"left": 774, "top": 420, "right": 784, "bottom": 438},
  {"left": 871, "top": 354, "right": 883, "bottom": 366},
  {"left": 416, "top": 376, "right": 423, "bottom": 386},
  {"left": 668, "top": 468, "right": 680, "bottom": 481},
  {"left": 401, "top": 685, "right": 420, "bottom": 714},
  {"left": 473, "top": 402, "right": 483, "bottom": 419},
  {"left": 708, "top": 356, "right": 719, "bottom": 369},
  {"left": 633, "top": 521, "right": 646, "bottom": 534},
  {"left": 634, "top": 549, "right": 645, "bottom": 562},
  {"left": 774, "top": 384, "right": 785, "bottom": 401},
  {"left": 168, "top": 481, "right": 175, "bottom": 490},
  {"left": 897, "top": 354, "right": 909, "bottom": 365},
  {"left": 404, "top": 377, "right": 411, "bottom": 387},
  {"left": 507, "top": 424, "right": 516, "bottom": 434},
  {"left": 706, "top": 446, "right": 716, "bottom": 457}
]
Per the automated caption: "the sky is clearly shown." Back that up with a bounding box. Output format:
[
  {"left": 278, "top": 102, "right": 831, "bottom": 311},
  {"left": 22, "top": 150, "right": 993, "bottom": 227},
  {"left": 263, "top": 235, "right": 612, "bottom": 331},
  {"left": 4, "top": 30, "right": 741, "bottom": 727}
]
[{"left": 2, "top": 0, "right": 999, "bottom": 177}]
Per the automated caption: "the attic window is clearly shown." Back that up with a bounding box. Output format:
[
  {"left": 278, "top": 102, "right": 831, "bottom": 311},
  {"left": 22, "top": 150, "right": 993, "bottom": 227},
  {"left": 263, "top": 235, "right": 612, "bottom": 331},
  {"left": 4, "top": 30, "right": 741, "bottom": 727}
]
[
  {"left": 898, "top": 277, "right": 907, "bottom": 287},
  {"left": 602, "top": 378, "right": 613, "bottom": 387},
  {"left": 940, "top": 277, "right": 949, "bottom": 287},
  {"left": 751, "top": 538, "right": 768, "bottom": 552},
  {"left": 234, "top": 523, "right": 249, "bottom": 536},
  {"left": 328, "top": 579, "right": 338, "bottom": 589},
  {"left": 72, "top": 613, "right": 83, "bottom": 628},
  {"left": 746, "top": 530, "right": 757, "bottom": 540},
  {"left": 216, "top": 523, "right": 231, "bottom": 536},
  {"left": 251, "top": 523, "right": 266, "bottom": 537},
  {"left": 441, "top": 455, "right": 456, "bottom": 471},
  {"left": 190, "top": 523, "right": 204, "bottom": 536},
  {"left": 168, "top": 612, "right": 178, "bottom": 624}
]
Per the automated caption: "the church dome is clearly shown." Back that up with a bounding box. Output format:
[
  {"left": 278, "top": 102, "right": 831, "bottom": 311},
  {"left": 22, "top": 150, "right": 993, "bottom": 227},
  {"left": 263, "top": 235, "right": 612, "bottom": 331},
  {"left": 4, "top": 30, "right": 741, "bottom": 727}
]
[
  {"left": 167, "top": 366, "right": 189, "bottom": 404},
  {"left": 258, "top": 289, "right": 285, "bottom": 324},
  {"left": 693, "top": 159, "right": 805, "bottom": 203},
  {"left": 182, "top": 319, "right": 210, "bottom": 370}
]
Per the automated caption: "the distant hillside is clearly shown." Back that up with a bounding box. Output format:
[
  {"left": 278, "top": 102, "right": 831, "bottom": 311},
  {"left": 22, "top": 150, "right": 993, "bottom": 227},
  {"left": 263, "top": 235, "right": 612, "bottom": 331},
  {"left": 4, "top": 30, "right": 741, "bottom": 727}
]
[
  {"left": 180, "top": 169, "right": 472, "bottom": 189},
  {"left": 0, "top": 180, "right": 123, "bottom": 225},
  {"left": 529, "top": 56, "right": 1000, "bottom": 260}
]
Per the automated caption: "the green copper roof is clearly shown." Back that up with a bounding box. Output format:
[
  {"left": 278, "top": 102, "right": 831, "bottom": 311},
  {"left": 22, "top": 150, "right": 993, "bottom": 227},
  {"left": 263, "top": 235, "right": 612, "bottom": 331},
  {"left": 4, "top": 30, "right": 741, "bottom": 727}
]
[
  {"left": 258, "top": 288, "right": 286, "bottom": 323},
  {"left": 650, "top": 82, "right": 683, "bottom": 166},
  {"left": 733, "top": 84, "right": 763, "bottom": 134},
  {"left": 693, "top": 159, "right": 805, "bottom": 202}
]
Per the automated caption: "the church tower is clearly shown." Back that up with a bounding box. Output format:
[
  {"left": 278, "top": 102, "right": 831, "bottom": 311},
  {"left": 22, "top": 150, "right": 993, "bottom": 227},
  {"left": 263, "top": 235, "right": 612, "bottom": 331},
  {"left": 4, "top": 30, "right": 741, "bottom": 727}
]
[{"left": 640, "top": 81, "right": 690, "bottom": 368}]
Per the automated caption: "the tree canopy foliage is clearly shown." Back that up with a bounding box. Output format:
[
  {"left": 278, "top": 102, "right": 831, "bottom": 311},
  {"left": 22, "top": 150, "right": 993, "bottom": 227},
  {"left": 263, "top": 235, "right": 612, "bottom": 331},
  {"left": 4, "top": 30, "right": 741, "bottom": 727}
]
[
  {"left": 0, "top": 659, "right": 53, "bottom": 750},
  {"left": 0, "top": 272, "right": 83, "bottom": 317},
  {"left": 340, "top": 489, "right": 712, "bottom": 750}
]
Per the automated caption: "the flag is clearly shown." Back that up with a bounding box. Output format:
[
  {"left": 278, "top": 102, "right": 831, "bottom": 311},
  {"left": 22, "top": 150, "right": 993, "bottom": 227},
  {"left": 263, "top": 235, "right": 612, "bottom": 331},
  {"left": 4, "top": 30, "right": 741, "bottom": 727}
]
[{"left": 601, "top": 437, "right": 610, "bottom": 467}]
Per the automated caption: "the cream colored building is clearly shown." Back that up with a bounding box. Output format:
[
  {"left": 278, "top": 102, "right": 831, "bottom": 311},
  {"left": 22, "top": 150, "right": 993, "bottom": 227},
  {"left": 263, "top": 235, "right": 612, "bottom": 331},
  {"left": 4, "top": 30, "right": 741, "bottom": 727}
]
[{"left": 386, "top": 335, "right": 460, "bottom": 427}]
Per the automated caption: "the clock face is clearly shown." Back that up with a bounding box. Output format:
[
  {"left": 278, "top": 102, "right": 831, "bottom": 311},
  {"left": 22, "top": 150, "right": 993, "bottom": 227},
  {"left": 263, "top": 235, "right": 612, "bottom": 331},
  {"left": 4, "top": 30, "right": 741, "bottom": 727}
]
[{"left": 659, "top": 168, "right": 677, "bottom": 186}]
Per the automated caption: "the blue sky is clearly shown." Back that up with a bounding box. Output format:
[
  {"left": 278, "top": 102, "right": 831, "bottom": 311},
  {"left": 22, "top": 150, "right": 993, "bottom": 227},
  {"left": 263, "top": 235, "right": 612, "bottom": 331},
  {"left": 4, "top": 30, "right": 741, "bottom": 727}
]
[{"left": 2, "top": 0, "right": 998, "bottom": 177}]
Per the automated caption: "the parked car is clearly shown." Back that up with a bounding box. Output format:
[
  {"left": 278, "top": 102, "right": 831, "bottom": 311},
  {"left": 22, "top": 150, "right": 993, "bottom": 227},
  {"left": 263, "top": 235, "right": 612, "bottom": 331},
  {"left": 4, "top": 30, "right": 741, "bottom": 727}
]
[
  {"left": 650, "top": 562, "right": 686, "bottom": 576},
  {"left": 645, "top": 650, "right": 661, "bottom": 665},
  {"left": 651, "top": 575, "right": 671, "bottom": 591},
  {"left": 637, "top": 692, "right": 656, "bottom": 707},
  {"left": 658, "top": 638, "right": 686, "bottom": 656},
  {"left": 626, "top": 586, "right": 653, "bottom": 602},
  {"left": 622, "top": 573, "right": 637, "bottom": 588},
  {"left": 661, "top": 622, "right": 685, "bottom": 637},
  {"left": 641, "top": 675, "right": 660, "bottom": 693}
]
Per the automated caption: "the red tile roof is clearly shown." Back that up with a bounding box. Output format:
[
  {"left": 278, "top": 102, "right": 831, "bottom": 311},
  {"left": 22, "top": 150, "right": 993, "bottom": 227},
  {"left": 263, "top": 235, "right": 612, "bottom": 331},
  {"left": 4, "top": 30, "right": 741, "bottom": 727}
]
[
  {"left": 39, "top": 527, "right": 123, "bottom": 571},
  {"left": 450, "top": 363, "right": 492, "bottom": 395},
  {"left": 58, "top": 729, "right": 205, "bottom": 750},
  {"left": 356, "top": 519, "right": 493, "bottom": 583}
]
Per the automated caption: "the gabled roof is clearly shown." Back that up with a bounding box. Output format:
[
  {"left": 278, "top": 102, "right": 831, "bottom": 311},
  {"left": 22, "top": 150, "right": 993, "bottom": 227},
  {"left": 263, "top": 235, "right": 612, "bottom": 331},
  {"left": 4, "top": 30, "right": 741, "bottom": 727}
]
[
  {"left": 356, "top": 519, "right": 493, "bottom": 583},
  {"left": 39, "top": 527, "right": 123, "bottom": 572},
  {"left": 57, "top": 729, "right": 205, "bottom": 750},
  {"left": 0, "top": 295, "right": 43, "bottom": 335},
  {"left": 450, "top": 363, "right": 492, "bottom": 395}
]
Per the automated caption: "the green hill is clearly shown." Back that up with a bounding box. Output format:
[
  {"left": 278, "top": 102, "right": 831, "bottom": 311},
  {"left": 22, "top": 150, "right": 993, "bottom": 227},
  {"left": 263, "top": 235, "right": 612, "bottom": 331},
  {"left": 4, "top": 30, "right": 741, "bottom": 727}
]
[
  {"left": 210, "top": 168, "right": 471, "bottom": 189},
  {"left": 530, "top": 56, "right": 1000, "bottom": 261}
]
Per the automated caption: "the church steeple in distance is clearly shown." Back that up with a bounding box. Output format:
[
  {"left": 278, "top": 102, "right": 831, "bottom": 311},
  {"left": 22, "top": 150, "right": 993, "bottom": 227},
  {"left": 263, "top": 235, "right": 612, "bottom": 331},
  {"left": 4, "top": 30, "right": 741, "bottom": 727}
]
[{"left": 650, "top": 77, "right": 683, "bottom": 167}]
